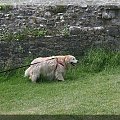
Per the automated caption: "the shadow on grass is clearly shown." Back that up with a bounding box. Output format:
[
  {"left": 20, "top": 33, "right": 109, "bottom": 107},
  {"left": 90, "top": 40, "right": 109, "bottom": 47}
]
[{"left": 31, "top": 75, "right": 68, "bottom": 84}]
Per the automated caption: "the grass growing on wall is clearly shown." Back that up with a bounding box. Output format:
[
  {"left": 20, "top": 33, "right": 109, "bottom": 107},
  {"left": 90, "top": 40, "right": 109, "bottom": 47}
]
[
  {"left": 0, "top": 28, "right": 47, "bottom": 41},
  {"left": 0, "top": 49, "right": 120, "bottom": 115},
  {"left": 0, "top": 5, "right": 13, "bottom": 11}
]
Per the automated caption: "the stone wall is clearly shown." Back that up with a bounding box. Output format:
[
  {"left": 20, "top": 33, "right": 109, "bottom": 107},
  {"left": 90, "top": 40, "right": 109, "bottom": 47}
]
[
  {"left": 0, "top": 5, "right": 120, "bottom": 69},
  {"left": 0, "top": 0, "right": 120, "bottom": 6}
]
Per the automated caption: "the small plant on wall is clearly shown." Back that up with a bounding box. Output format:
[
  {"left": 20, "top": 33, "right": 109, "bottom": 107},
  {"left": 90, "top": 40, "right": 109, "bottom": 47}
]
[
  {"left": 0, "top": 5, "right": 13, "bottom": 11},
  {"left": 60, "top": 26, "right": 70, "bottom": 37},
  {"left": 0, "top": 28, "right": 47, "bottom": 41}
]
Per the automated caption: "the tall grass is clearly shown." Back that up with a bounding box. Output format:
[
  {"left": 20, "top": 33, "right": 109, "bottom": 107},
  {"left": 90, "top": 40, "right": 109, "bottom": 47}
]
[
  {"left": 65, "top": 48, "right": 120, "bottom": 81},
  {"left": 80, "top": 49, "right": 120, "bottom": 72},
  {"left": 0, "top": 48, "right": 120, "bottom": 80}
]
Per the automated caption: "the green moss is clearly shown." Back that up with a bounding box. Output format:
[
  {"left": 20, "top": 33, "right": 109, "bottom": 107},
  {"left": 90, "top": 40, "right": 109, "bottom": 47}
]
[
  {"left": 0, "top": 28, "right": 47, "bottom": 41},
  {"left": 51, "top": 5, "right": 67, "bottom": 14},
  {"left": 61, "top": 26, "right": 70, "bottom": 37},
  {"left": 0, "top": 5, "right": 13, "bottom": 11}
]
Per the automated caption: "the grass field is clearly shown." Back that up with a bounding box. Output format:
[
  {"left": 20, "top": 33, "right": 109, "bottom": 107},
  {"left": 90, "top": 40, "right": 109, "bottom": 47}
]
[{"left": 0, "top": 49, "right": 120, "bottom": 115}]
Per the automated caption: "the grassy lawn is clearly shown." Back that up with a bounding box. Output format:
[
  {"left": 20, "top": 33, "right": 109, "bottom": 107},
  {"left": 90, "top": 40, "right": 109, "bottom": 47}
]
[
  {"left": 0, "top": 49, "right": 120, "bottom": 115},
  {"left": 0, "top": 66, "right": 120, "bottom": 115}
]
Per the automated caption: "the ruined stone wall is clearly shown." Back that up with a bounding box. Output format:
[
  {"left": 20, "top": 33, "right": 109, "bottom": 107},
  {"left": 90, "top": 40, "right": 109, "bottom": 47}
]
[{"left": 0, "top": 5, "right": 120, "bottom": 69}]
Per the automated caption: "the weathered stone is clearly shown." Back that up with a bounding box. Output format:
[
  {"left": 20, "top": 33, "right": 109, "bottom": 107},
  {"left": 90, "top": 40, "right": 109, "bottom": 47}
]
[
  {"left": 107, "top": 26, "right": 120, "bottom": 37},
  {"left": 17, "top": 15, "right": 24, "bottom": 19},
  {"left": 47, "top": 19, "right": 55, "bottom": 26},
  {"left": 44, "top": 11, "right": 52, "bottom": 18},
  {"left": 102, "top": 11, "right": 112, "bottom": 19},
  {"left": 0, "top": 5, "right": 120, "bottom": 69},
  {"left": 34, "top": 17, "right": 47, "bottom": 24},
  {"left": 108, "top": 10, "right": 116, "bottom": 18},
  {"left": 69, "top": 26, "right": 104, "bottom": 35},
  {"left": 111, "top": 19, "right": 120, "bottom": 25}
]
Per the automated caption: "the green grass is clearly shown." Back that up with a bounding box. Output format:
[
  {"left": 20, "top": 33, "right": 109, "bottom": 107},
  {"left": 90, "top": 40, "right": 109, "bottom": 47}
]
[
  {"left": 0, "top": 28, "right": 47, "bottom": 41},
  {"left": 0, "top": 5, "right": 13, "bottom": 11},
  {"left": 0, "top": 49, "right": 120, "bottom": 115}
]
